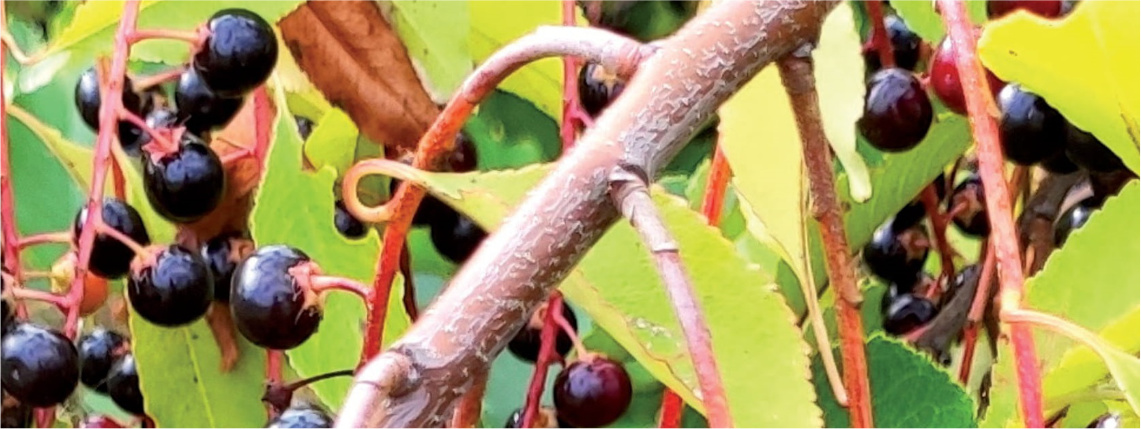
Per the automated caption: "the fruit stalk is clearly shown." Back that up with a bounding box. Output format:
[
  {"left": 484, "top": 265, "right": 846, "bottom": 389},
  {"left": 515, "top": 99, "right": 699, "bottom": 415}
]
[
  {"left": 935, "top": 0, "right": 1044, "bottom": 426},
  {"left": 959, "top": 241, "right": 996, "bottom": 383},
  {"left": 777, "top": 55, "right": 873, "bottom": 427},
  {"left": 699, "top": 146, "right": 731, "bottom": 224},
  {"left": 0, "top": 16, "right": 22, "bottom": 280},
  {"left": 609, "top": 169, "right": 732, "bottom": 428},
  {"left": 921, "top": 184, "right": 958, "bottom": 280},
  {"left": 864, "top": 0, "right": 895, "bottom": 69},
  {"left": 449, "top": 371, "right": 486, "bottom": 428},
  {"left": 559, "top": 0, "right": 585, "bottom": 151},
  {"left": 521, "top": 292, "right": 565, "bottom": 428}
]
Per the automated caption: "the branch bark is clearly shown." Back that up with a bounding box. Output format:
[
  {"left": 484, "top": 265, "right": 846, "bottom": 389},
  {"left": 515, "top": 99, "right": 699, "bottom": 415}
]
[{"left": 337, "top": 2, "right": 838, "bottom": 427}]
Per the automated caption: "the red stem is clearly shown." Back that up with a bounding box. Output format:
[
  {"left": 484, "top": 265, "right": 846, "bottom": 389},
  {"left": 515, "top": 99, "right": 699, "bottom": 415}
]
[
  {"left": 111, "top": 155, "right": 126, "bottom": 199},
  {"left": 120, "top": 109, "right": 174, "bottom": 150},
  {"left": 126, "top": 28, "right": 201, "bottom": 45},
  {"left": 521, "top": 292, "right": 565, "bottom": 429},
  {"left": 0, "top": 4, "right": 25, "bottom": 320},
  {"left": 17, "top": 232, "right": 72, "bottom": 249},
  {"left": 252, "top": 88, "right": 272, "bottom": 164},
  {"left": 699, "top": 145, "right": 731, "bottom": 226},
  {"left": 959, "top": 240, "right": 995, "bottom": 384},
  {"left": 559, "top": 0, "right": 582, "bottom": 151},
  {"left": 864, "top": 0, "right": 895, "bottom": 69},
  {"left": 936, "top": 0, "right": 1043, "bottom": 426},
  {"left": 921, "top": 185, "right": 956, "bottom": 281},
  {"left": 657, "top": 391, "right": 685, "bottom": 429},
  {"left": 266, "top": 350, "right": 283, "bottom": 418},
  {"left": 308, "top": 275, "right": 371, "bottom": 302},
  {"left": 11, "top": 287, "right": 69, "bottom": 309}
]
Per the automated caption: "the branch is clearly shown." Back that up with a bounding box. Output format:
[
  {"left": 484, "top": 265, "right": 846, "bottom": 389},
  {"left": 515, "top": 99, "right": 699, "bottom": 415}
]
[
  {"left": 777, "top": 54, "right": 873, "bottom": 427},
  {"left": 337, "top": 2, "right": 838, "bottom": 427},
  {"left": 609, "top": 167, "right": 732, "bottom": 428},
  {"left": 936, "top": 0, "right": 1043, "bottom": 426}
]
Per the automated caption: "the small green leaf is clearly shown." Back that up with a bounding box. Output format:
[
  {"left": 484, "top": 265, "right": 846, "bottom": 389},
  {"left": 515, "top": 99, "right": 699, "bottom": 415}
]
[
  {"left": 813, "top": 336, "right": 977, "bottom": 428},
  {"left": 1045, "top": 307, "right": 1140, "bottom": 408},
  {"left": 815, "top": 3, "right": 872, "bottom": 202},
  {"left": 891, "top": 0, "right": 988, "bottom": 45},
  {"left": 301, "top": 108, "right": 358, "bottom": 175},
  {"left": 388, "top": 1, "right": 472, "bottom": 99},
  {"left": 979, "top": 1, "right": 1140, "bottom": 173}
]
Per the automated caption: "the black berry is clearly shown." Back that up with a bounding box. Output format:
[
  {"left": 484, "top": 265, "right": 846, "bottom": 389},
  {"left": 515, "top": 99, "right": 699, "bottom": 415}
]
[
  {"left": 864, "top": 15, "right": 921, "bottom": 72},
  {"left": 553, "top": 355, "right": 633, "bottom": 428},
  {"left": 1054, "top": 198, "right": 1097, "bottom": 247},
  {"left": 0, "top": 323, "right": 80, "bottom": 407},
  {"left": 193, "top": 9, "right": 279, "bottom": 96},
  {"left": 879, "top": 273, "right": 931, "bottom": 314},
  {"left": 175, "top": 68, "right": 245, "bottom": 135},
  {"left": 447, "top": 132, "right": 479, "bottom": 173},
  {"left": 75, "top": 67, "right": 150, "bottom": 133},
  {"left": 948, "top": 175, "right": 989, "bottom": 237},
  {"left": 858, "top": 68, "right": 933, "bottom": 152},
  {"left": 997, "top": 84, "right": 1066, "bottom": 165},
  {"left": 334, "top": 200, "right": 367, "bottom": 239},
  {"left": 73, "top": 198, "right": 152, "bottom": 279},
  {"left": 143, "top": 131, "right": 226, "bottom": 223},
  {"left": 883, "top": 294, "right": 937, "bottom": 335},
  {"left": 507, "top": 300, "right": 579, "bottom": 363},
  {"left": 894, "top": 174, "right": 948, "bottom": 231},
  {"left": 78, "top": 328, "right": 129, "bottom": 394},
  {"left": 988, "top": 0, "right": 1063, "bottom": 19},
  {"left": 127, "top": 245, "right": 214, "bottom": 327},
  {"left": 430, "top": 210, "right": 488, "bottom": 264},
  {"left": 201, "top": 233, "right": 254, "bottom": 302},
  {"left": 230, "top": 245, "right": 323, "bottom": 350},
  {"left": 929, "top": 36, "right": 1004, "bottom": 115},
  {"left": 862, "top": 221, "right": 930, "bottom": 284},
  {"left": 107, "top": 354, "right": 143, "bottom": 415},
  {"left": 1040, "top": 150, "right": 1079, "bottom": 174},
  {"left": 267, "top": 405, "right": 333, "bottom": 428},
  {"left": 578, "top": 62, "right": 626, "bottom": 117},
  {"left": 1064, "top": 122, "right": 1127, "bottom": 173}
]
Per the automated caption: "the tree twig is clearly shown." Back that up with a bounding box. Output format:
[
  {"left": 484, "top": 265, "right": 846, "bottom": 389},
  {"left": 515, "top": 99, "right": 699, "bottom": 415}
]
[
  {"left": 521, "top": 292, "right": 565, "bottom": 428},
  {"left": 0, "top": 0, "right": 27, "bottom": 319}
]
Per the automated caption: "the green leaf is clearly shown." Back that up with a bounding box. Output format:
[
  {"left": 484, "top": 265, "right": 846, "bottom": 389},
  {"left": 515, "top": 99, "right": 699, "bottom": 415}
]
[
  {"left": 978, "top": 1, "right": 1140, "bottom": 173},
  {"left": 464, "top": 91, "right": 562, "bottom": 170},
  {"left": 815, "top": 3, "right": 872, "bottom": 202},
  {"left": 301, "top": 108, "right": 359, "bottom": 175},
  {"left": 813, "top": 336, "right": 977, "bottom": 428},
  {"left": 250, "top": 82, "right": 411, "bottom": 410},
  {"left": 387, "top": 1, "right": 472, "bottom": 100},
  {"left": 396, "top": 165, "right": 823, "bottom": 427},
  {"left": 468, "top": 2, "right": 569, "bottom": 120},
  {"left": 1045, "top": 307, "right": 1140, "bottom": 408},
  {"left": 891, "top": 0, "right": 988, "bottom": 46}
]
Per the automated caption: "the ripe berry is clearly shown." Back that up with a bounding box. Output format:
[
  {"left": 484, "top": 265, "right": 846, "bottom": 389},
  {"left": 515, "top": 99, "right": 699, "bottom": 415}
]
[
  {"left": 883, "top": 294, "right": 937, "bottom": 335},
  {"left": 929, "top": 36, "right": 1004, "bottom": 115},
  {"left": 948, "top": 175, "right": 989, "bottom": 237},
  {"left": 1064, "top": 122, "right": 1127, "bottom": 173},
  {"left": 864, "top": 15, "right": 921, "bottom": 72},
  {"left": 504, "top": 406, "right": 562, "bottom": 428},
  {"left": 987, "top": 0, "right": 1062, "bottom": 19},
  {"left": 858, "top": 68, "right": 933, "bottom": 152},
  {"left": 862, "top": 221, "right": 930, "bottom": 284},
  {"left": 997, "top": 84, "right": 1066, "bottom": 165},
  {"left": 175, "top": 68, "right": 245, "bottom": 135},
  {"left": 127, "top": 245, "right": 214, "bottom": 327},
  {"left": 1054, "top": 197, "right": 1097, "bottom": 247},
  {"left": 0, "top": 323, "right": 80, "bottom": 407},
  {"left": 553, "top": 355, "right": 633, "bottom": 428},
  {"left": 390, "top": 179, "right": 451, "bottom": 227},
  {"left": 1041, "top": 150, "right": 1079, "bottom": 174},
  {"left": 578, "top": 62, "right": 626, "bottom": 117},
  {"left": 507, "top": 300, "right": 579, "bottom": 363},
  {"left": 333, "top": 200, "right": 367, "bottom": 239},
  {"left": 78, "top": 328, "right": 129, "bottom": 394},
  {"left": 193, "top": 9, "right": 279, "bottom": 97},
  {"left": 201, "top": 233, "right": 254, "bottom": 302},
  {"left": 894, "top": 174, "right": 948, "bottom": 231},
  {"left": 230, "top": 245, "right": 323, "bottom": 350},
  {"left": 143, "top": 131, "right": 226, "bottom": 223},
  {"left": 107, "top": 354, "right": 143, "bottom": 415},
  {"left": 73, "top": 198, "right": 152, "bottom": 279},
  {"left": 430, "top": 210, "right": 488, "bottom": 264},
  {"left": 81, "top": 416, "right": 124, "bottom": 428},
  {"left": 267, "top": 405, "right": 333, "bottom": 428},
  {"left": 75, "top": 67, "right": 151, "bottom": 136},
  {"left": 447, "top": 132, "right": 479, "bottom": 173}
]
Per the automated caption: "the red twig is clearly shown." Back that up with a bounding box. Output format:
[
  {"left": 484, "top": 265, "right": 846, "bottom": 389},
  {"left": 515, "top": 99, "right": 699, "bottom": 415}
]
[
  {"left": 936, "top": 0, "right": 1043, "bottom": 426},
  {"left": 657, "top": 390, "right": 685, "bottom": 428},
  {"left": 307, "top": 275, "right": 371, "bottom": 302},
  {"left": 521, "top": 292, "right": 565, "bottom": 429},
  {"left": 0, "top": 3, "right": 25, "bottom": 321},
  {"left": 921, "top": 185, "right": 956, "bottom": 281},
  {"left": 699, "top": 146, "right": 731, "bottom": 226},
  {"left": 559, "top": 0, "right": 584, "bottom": 151},
  {"left": 11, "top": 287, "right": 69, "bottom": 309},
  {"left": 126, "top": 28, "right": 202, "bottom": 45},
  {"left": 959, "top": 240, "right": 995, "bottom": 384},
  {"left": 16, "top": 232, "right": 72, "bottom": 249},
  {"left": 864, "top": 0, "right": 895, "bottom": 69},
  {"left": 252, "top": 88, "right": 272, "bottom": 164},
  {"left": 266, "top": 350, "right": 283, "bottom": 418}
]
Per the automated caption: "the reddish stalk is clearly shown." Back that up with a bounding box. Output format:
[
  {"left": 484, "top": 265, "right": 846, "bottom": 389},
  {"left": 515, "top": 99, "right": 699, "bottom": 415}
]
[
  {"left": 921, "top": 185, "right": 957, "bottom": 280},
  {"left": 16, "top": 232, "right": 71, "bottom": 250},
  {"left": 450, "top": 371, "right": 487, "bottom": 428},
  {"left": 699, "top": 145, "right": 731, "bottom": 226},
  {"left": 126, "top": 28, "right": 202, "bottom": 45},
  {"left": 936, "top": 0, "right": 1043, "bottom": 426},
  {"left": 521, "top": 292, "right": 566, "bottom": 429},
  {"left": 559, "top": 0, "right": 583, "bottom": 151},
  {"left": 131, "top": 66, "right": 185, "bottom": 91},
  {"left": 0, "top": 6, "right": 22, "bottom": 288},
  {"left": 864, "top": 0, "right": 895, "bottom": 69},
  {"left": 778, "top": 56, "right": 873, "bottom": 427},
  {"left": 111, "top": 156, "right": 126, "bottom": 199},
  {"left": 11, "top": 288, "right": 69, "bottom": 309},
  {"left": 266, "top": 350, "right": 283, "bottom": 417},
  {"left": 307, "top": 275, "right": 371, "bottom": 302},
  {"left": 120, "top": 109, "right": 174, "bottom": 149},
  {"left": 959, "top": 240, "right": 996, "bottom": 384}
]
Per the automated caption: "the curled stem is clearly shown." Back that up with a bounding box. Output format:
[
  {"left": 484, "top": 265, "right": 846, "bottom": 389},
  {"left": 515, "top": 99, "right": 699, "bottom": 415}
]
[{"left": 307, "top": 275, "right": 371, "bottom": 302}]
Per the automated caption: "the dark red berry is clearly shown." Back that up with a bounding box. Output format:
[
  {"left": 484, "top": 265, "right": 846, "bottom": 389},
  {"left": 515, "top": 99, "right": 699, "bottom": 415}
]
[
  {"left": 1064, "top": 122, "right": 1127, "bottom": 173},
  {"left": 230, "top": 246, "right": 323, "bottom": 350},
  {"left": 1, "top": 392, "right": 33, "bottom": 428},
  {"left": 864, "top": 15, "right": 921, "bottom": 72},
  {"left": 858, "top": 68, "right": 933, "bottom": 152},
  {"left": 193, "top": 9, "right": 279, "bottom": 97},
  {"left": 175, "top": 68, "right": 245, "bottom": 135},
  {"left": 948, "top": 175, "right": 989, "bottom": 237},
  {"left": 987, "top": 0, "right": 1062, "bottom": 19},
  {"left": 883, "top": 294, "right": 936, "bottom": 335},
  {"left": 507, "top": 300, "right": 579, "bottom": 363},
  {"left": 0, "top": 323, "right": 80, "bottom": 407},
  {"left": 504, "top": 406, "right": 562, "bottom": 428},
  {"left": 553, "top": 355, "right": 633, "bottom": 428},
  {"left": 267, "top": 405, "right": 333, "bottom": 428},
  {"left": 578, "top": 62, "right": 626, "bottom": 117},
  {"left": 334, "top": 200, "right": 367, "bottom": 239},
  {"left": 81, "top": 415, "right": 124, "bottom": 428},
  {"left": 430, "top": 210, "right": 488, "bottom": 264},
  {"left": 78, "top": 328, "right": 129, "bottom": 394},
  {"left": 127, "top": 245, "right": 214, "bottom": 327},
  {"left": 862, "top": 221, "right": 930, "bottom": 284},
  {"left": 75, "top": 67, "right": 150, "bottom": 132},
  {"left": 997, "top": 84, "right": 1066, "bottom": 165},
  {"left": 201, "top": 233, "right": 254, "bottom": 302},
  {"left": 143, "top": 131, "right": 226, "bottom": 223},
  {"left": 1054, "top": 197, "right": 1097, "bottom": 247},
  {"left": 73, "top": 198, "right": 152, "bottom": 279},
  {"left": 929, "top": 36, "right": 1004, "bottom": 115},
  {"left": 107, "top": 354, "right": 143, "bottom": 415},
  {"left": 447, "top": 132, "right": 479, "bottom": 173}
]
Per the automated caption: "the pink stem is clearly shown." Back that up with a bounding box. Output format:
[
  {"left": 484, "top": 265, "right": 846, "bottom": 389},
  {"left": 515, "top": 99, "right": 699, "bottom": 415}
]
[
  {"left": 559, "top": 0, "right": 583, "bottom": 151},
  {"left": 864, "top": 0, "right": 895, "bottom": 69},
  {"left": 16, "top": 231, "right": 72, "bottom": 250},
  {"left": 521, "top": 292, "right": 565, "bottom": 429},
  {"left": 0, "top": 3, "right": 27, "bottom": 319},
  {"left": 308, "top": 275, "right": 371, "bottom": 302}
]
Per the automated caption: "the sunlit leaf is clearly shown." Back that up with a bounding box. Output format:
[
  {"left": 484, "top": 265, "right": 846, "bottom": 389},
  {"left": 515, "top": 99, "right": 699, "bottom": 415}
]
[{"left": 387, "top": 1, "right": 472, "bottom": 100}]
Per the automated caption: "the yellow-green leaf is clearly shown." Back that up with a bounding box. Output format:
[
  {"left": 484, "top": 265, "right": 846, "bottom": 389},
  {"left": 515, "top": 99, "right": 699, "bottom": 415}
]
[
  {"left": 468, "top": 2, "right": 566, "bottom": 119},
  {"left": 815, "top": 3, "right": 872, "bottom": 202}
]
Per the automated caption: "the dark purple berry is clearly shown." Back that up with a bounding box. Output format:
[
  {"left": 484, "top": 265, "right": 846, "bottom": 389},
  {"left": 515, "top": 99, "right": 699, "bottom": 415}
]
[
  {"left": 880, "top": 273, "right": 931, "bottom": 314},
  {"left": 430, "top": 210, "right": 488, "bottom": 264},
  {"left": 127, "top": 245, "right": 214, "bottom": 327},
  {"left": 334, "top": 201, "right": 367, "bottom": 239},
  {"left": 193, "top": 9, "right": 279, "bottom": 97},
  {"left": 997, "top": 84, "right": 1066, "bottom": 165},
  {"left": 858, "top": 68, "right": 933, "bottom": 152},
  {"left": 948, "top": 175, "right": 989, "bottom": 237},
  {"left": 1064, "top": 122, "right": 1127, "bottom": 173},
  {"left": 267, "top": 405, "right": 333, "bottom": 428},
  {"left": 121, "top": 107, "right": 180, "bottom": 157},
  {"left": 392, "top": 178, "right": 450, "bottom": 227},
  {"left": 508, "top": 300, "right": 579, "bottom": 363},
  {"left": 0, "top": 323, "right": 80, "bottom": 407},
  {"left": 143, "top": 132, "right": 226, "bottom": 223},
  {"left": 1040, "top": 150, "right": 1079, "bottom": 174},
  {"left": 75, "top": 67, "right": 150, "bottom": 133},
  {"left": 73, "top": 198, "right": 152, "bottom": 279},
  {"left": 201, "top": 233, "right": 254, "bottom": 302},
  {"left": 864, "top": 15, "right": 921, "bottom": 72},
  {"left": 883, "top": 294, "right": 937, "bottom": 335},
  {"left": 448, "top": 132, "right": 478, "bottom": 173},
  {"left": 988, "top": 0, "right": 1063, "bottom": 19},
  {"left": 230, "top": 246, "right": 323, "bottom": 350},
  {"left": 578, "top": 63, "right": 626, "bottom": 117},
  {"left": 553, "top": 355, "right": 633, "bottom": 428},
  {"left": 862, "top": 222, "right": 930, "bottom": 284},
  {"left": 78, "top": 328, "right": 129, "bottom": 394},
  {"left": 1054, "top": 197, "right": 1097, "bottom": 247},
  {"left": 106, "top": 354, "right": 143, "bottom": 415},
  {"left": 175, "top": 68, "right": 244, "bottom": 135}
]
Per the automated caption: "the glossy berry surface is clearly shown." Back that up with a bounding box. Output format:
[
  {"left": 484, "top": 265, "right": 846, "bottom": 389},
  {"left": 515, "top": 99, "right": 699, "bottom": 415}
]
[
  {"left": 1087, "top": 413, "right": 1122, "bottom": 428},
  {"left": 230, "top": 245, "right": 323, "bottom": 350},
  {"left": 880, "top": 274, "right": 928, "bottom": 313},
  {"left": 858, "top": 68, "right": 933, "bottom": 152},
  {"left": 0, "top": 323, "right": 80, "bottom": 407},
  {"left": 894, "top": 174, "right": 948, "bottom": 230},
  {"left": 73, "top": 198, "right": 152, "bottom": 279},
  {"left": 1054, "top": 198, "right": 1097, "bottom": 247},
  {"left": 864, "top": 15, "right": 921, "bottom": 72},
  {"left": 78, "top": 328, "right": 129, "bottom": 394},
  {"left": 448, "top": 132, "right": 479, "bottom": 173},
  {"left": 578, "top": 62, "right": 626, "bottom": 117},
  {"left": 1064, "top": 122, "right": 1127, "bottom": 173},
  {"left": 430, "top": 210, "right": 488, "bottom": 264},
  {"left": 929, "top": 36, "right": 1004, "bottom": 115},
  {"left": 553, "top": 355, "right": 633, "bottom": 428},
  {"left": 883, "top": 294, "right": 937, "bottom": 335},
  {"left": 127, "top": 245, "right": 214, "bottom": 327},
  {"left": 948, "top": 175, "right": 989, "bottom": 237},
  {"left": 75, "top": 67, "right": 148, "bottom": 132},
  {"left": 997, "top": 84, "right": 1066, "bottom": 165},
  {"left": 193, "top": 8, "right": 279, "bottom": 96},
  {"left": 201, "top": 233, "right": 253, "bottom": 302},
  {"left": 507, "top": 300, "right": 579, "bottom": 363},
  {"left": 267, "top": 405, "right": 333, "bottom": 428},
  {"left": 175, "top": 68, "right": 244, "bottom": 134},
  {"left": 334, "top": 200, "right": 367, "bottom": 239},
  {"left": 987, "top": 0, "right": 1062, "bottom": 19},
  {"left": 862, "top": 222, "right": 930, "bottom": 284},
  {"left": 143, "top": 132, "right": 226, "bottom": 223},
  {"left": 107, "top": 354, "right": 143, "bottom": 415}
]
